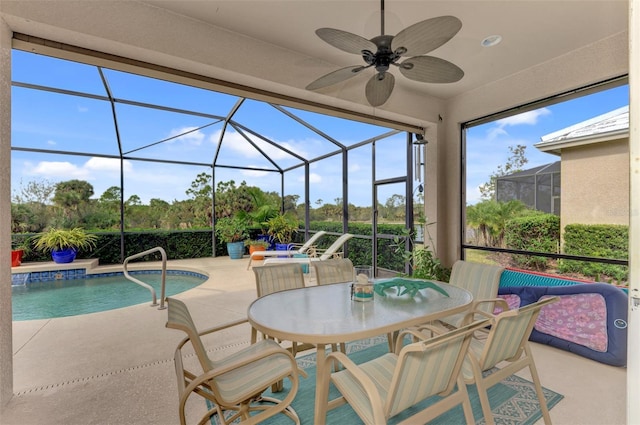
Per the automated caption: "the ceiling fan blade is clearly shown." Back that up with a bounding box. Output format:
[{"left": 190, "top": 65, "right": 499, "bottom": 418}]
[
  {"left": 316, "top": 28, "right": 377, "bottom": 55},
  {"left": 399, "top": 56, "right": 464, "bottom": 83},
  {"left": 392, "top": 16, "right": 462, "bottom": 57},
  {"left": 306, "top": 65, "right": 367, "bottom": 90},
  {"left": 365, "top": 73, "right": 395, "bottom": 107}
]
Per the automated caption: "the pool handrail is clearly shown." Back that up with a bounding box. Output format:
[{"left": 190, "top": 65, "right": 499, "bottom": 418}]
[{"left": 123, "top": 247, "right": 167, "bottom": 309}]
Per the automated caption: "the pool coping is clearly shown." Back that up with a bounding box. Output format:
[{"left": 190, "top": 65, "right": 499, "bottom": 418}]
[{"left": 11, "top": 258, "right": 210, "bottom": 285}]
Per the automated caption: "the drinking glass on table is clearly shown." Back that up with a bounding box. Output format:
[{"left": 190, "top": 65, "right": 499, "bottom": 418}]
[{"left": 352, "top": 265, "right": 374, "bottom": 302}]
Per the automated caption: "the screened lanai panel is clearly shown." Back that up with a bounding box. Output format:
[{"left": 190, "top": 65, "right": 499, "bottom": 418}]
[
  {"left": 102, "top": 68, "right": 241, "bottom": 115},
  {"left": 123, "top": 161, "right": 212, "bottom": 228},
  {"left": 229, "top": 99, "right": 342, "bottom": 161},
  {"left": 281, "top": 106, "right": 398, "bottom": 147},
  {"left": 349, "top": 144, "right": 373, "bottom": 209},
  {"left": 283, "top": 167, "right": 307, "bottom": 211},
  {"left": 11, "top": 150, "right": 120, "bottom": 208},
  {"left": 11, "top": 87, "right": 119, "bottom": 155},
  {"left": 309, "top": 155, "right": 344, "bottom": 209},
  {"left": 215, "top": 127, "right": 304, "bottom": 170},
  {"left": 374, "top": 133, "right": 408, "bottom": 181},
  {"left": 115, "top": 103, "right": 224, "bottom": 162},
  {"left": 12, "top": 50, "right": 107, "bottom": 95}
]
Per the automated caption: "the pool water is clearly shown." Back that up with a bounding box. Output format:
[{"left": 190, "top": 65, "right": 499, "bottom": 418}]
[{"left": 12, "top": 272, "right": 206, "bottom": 321}]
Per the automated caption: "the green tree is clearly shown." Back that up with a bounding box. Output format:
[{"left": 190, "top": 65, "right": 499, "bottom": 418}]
[
  {"left": 186, "top": 172, "right": 213, "bottom": 226},
  {"left": 478, "top": 144, "right": 528, "bottom": 200},
  {"left": 467, "top": 199, "right": 529, "bottom": 247},
  {"left": 214, "top": 180, "right": 254, "bottom": 220},
  {"left": 11, "top": 178, "right": 56, "bottom": 232},
  {"left": 52, "top": 179, "right": 95, "bottom": 227}
]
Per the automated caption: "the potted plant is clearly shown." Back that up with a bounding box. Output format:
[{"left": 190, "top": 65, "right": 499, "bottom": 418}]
[
  {"left": 215, "top": 216, "right": 249, "bottom": 259},
  {"left": 244, "top": 239, "right": 270, "bottom": 260},
  {"left": 33, "top": 227, "right": 98, "bottom": 264},
  {"left": 11, "top": 239, "right": 31, "bottom": 267},
  {"left": 266, "top": 213, "right": 299, "bottom": 252}
]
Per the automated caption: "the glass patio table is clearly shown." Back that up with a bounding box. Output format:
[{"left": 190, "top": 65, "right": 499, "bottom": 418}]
[{"left": 247, "top": 280, "right": 473, "bottom": 425}]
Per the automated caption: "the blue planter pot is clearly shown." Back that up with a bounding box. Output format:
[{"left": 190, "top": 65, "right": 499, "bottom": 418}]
[
  {"left": 51, "top": 248, "right": 77, "bottom": 264},
  {"left": 275, "top": 243, "right": 293, "bottom": 258},
  {"left": 226, "top": 241, "right": 245, "bottom": 260},
  {"left": 257, "top": 234, "right": 275, "bottom": 250}
]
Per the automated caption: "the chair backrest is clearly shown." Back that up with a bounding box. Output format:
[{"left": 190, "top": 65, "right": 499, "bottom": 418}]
[
  {"left": 385, "top": 320, "right": 489, "bottom": 418},
  {"left": 295, "top": 230, "right": 327, "bottom": 254},
  {"left": 464, "top": 296, "right": 558, "bottom": 376},
  {"left": 312, "top": 258, "right": 354, "bottom": 285},
  {"left": 318, "top": 233, "right": 354, "bottom": 260},
  {"left": 165, "top": 297, "right": 213, "bottom": 373},
  {"left": 449, "top": 260, "right": 504, "bottom": 314},
  {"left": 253, "top": 263, "right": 305, "bottom": 297}
]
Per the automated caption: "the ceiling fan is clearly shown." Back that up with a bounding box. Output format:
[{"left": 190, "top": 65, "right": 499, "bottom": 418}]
[{"left": 306, "top": 0, "right": 464, "bottom": 107}]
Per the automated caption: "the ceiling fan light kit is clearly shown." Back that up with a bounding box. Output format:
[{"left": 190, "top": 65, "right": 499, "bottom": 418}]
[{"left": 306, "top": 0, "right": 464, "bottom": 107}]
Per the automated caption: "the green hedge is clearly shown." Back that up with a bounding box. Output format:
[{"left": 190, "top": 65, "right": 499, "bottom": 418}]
[
  {"left": 559, "top": 224, "right": 628, "bottom": 283},
  {"left": 14, "top": 230, "right": 215, "bottom": 264},
  {"left": 504, "top": 214, "right": 560, "bottom": 270},
  {"left": 13, "top": 224, "right": 409, "bottom": 272}
]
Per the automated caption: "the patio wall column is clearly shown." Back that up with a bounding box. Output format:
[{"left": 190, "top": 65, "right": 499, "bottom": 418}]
[
  {"left": 0, "top": 17, "right": 14, "bottom": 407},
  {"left": 627, "top": 0, "right": 639, "bottom": 421}
]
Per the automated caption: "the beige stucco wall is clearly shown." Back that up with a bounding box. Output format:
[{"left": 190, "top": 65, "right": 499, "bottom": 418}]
[{"left": 561, "top": 138, "right": 629, "bottom": 228}]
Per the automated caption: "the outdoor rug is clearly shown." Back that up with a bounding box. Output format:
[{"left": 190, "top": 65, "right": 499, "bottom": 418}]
[{"left": 213, "top": 336, "right": 564, "bottom": 424}]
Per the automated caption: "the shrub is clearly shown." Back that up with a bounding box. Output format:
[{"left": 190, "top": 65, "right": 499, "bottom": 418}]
[
  {"left": 559, "top": 224, "right": 628, "bottom": 283},
  {"left": 504, "top": 214, "right": 560, "bottom": 270}
]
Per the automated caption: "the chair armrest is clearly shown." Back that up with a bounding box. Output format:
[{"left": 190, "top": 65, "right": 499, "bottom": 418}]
[
  {"left": 175, "top": 318, "right": 250, "bottom": 351},
  {"left": 198, "top": 318, "right": 249, "bottom": 338},
  {"left": 472, "top": 297, "right": 510, "bottom": 312},
  {"left": 323, "top": 351, "right": 387, "bottom": 423}
]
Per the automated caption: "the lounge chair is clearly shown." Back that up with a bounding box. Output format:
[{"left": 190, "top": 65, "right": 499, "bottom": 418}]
[
  {"left": 166, "top": 297, "right": 302, "bottom": 425},
  {"left": 246, "top": 230, "right": 327, "bottom": 270},
  {"left": 263, "top": 233, "right": 354, "bottom": 267}
]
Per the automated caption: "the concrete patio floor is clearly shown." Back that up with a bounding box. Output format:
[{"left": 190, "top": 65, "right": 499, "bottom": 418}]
[{"left": 1, "top": 256, "right": 627, "bottom": 424}]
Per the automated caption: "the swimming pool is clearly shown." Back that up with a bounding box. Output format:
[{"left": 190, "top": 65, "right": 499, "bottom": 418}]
[{"left": 12, "top": 271, "right": 207, "bottom": 321}]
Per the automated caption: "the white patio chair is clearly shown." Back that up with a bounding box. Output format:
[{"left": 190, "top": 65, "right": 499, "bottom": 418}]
[
  {"left": 462, "top": 296, "right": 559, "bottom": 425},
  {"left": 439, "top": 260, "right": 505, "bottom": 328},
  {"left": 165, "top": 297, "right": 302, "bottom": 425},
  {"left": 317, "top": 319, "right": 489, "bottom": 425}
]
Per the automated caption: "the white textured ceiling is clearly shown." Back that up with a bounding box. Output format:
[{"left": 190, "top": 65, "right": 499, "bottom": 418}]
[{"left": 0, "top": 0, "right": 629, "bottom": 120}]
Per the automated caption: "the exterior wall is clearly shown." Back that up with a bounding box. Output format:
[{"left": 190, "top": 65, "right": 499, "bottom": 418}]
[
  {"left": 0, "top": 16, "right": 14, "bottom": 407},
  {"left": 561, "top": 138, "right": 629, "bottom": 228}
]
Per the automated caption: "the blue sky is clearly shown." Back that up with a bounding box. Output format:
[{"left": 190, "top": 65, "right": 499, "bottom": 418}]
[{"left": 10, "top": 50, "right": 628, "bottom": 208}]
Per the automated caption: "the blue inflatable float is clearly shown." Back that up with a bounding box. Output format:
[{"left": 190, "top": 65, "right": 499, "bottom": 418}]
[{"left": 498, "top": 283, "right": 627, "bottom": 367}]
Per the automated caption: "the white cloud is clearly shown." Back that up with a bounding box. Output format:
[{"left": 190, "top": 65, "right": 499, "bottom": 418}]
[
  {"left": 31, "top": 161, "right": 89, "bottom": 179},
  {"left": 488, "top": 108, "right": 551, "bottom": 139},
  {"left": 46, "top": 139, "right": 56, "bottom": 146},
  {"left": 308, "top": 173, "right": 322, "bottom": 183},
  {"left": 85, "top": 157, "right": 132, "bottom": 173},
  {"left": 168, "top": 126, "right": 205, "bottom": 146}
]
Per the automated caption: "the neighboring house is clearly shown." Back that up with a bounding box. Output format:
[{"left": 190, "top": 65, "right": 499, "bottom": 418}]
[
  {"left": 496, "top": 161, "right": 561, "bottom": 215},
  {"left": 497, "top": 106, "right": 629, "bottom": 228}
]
